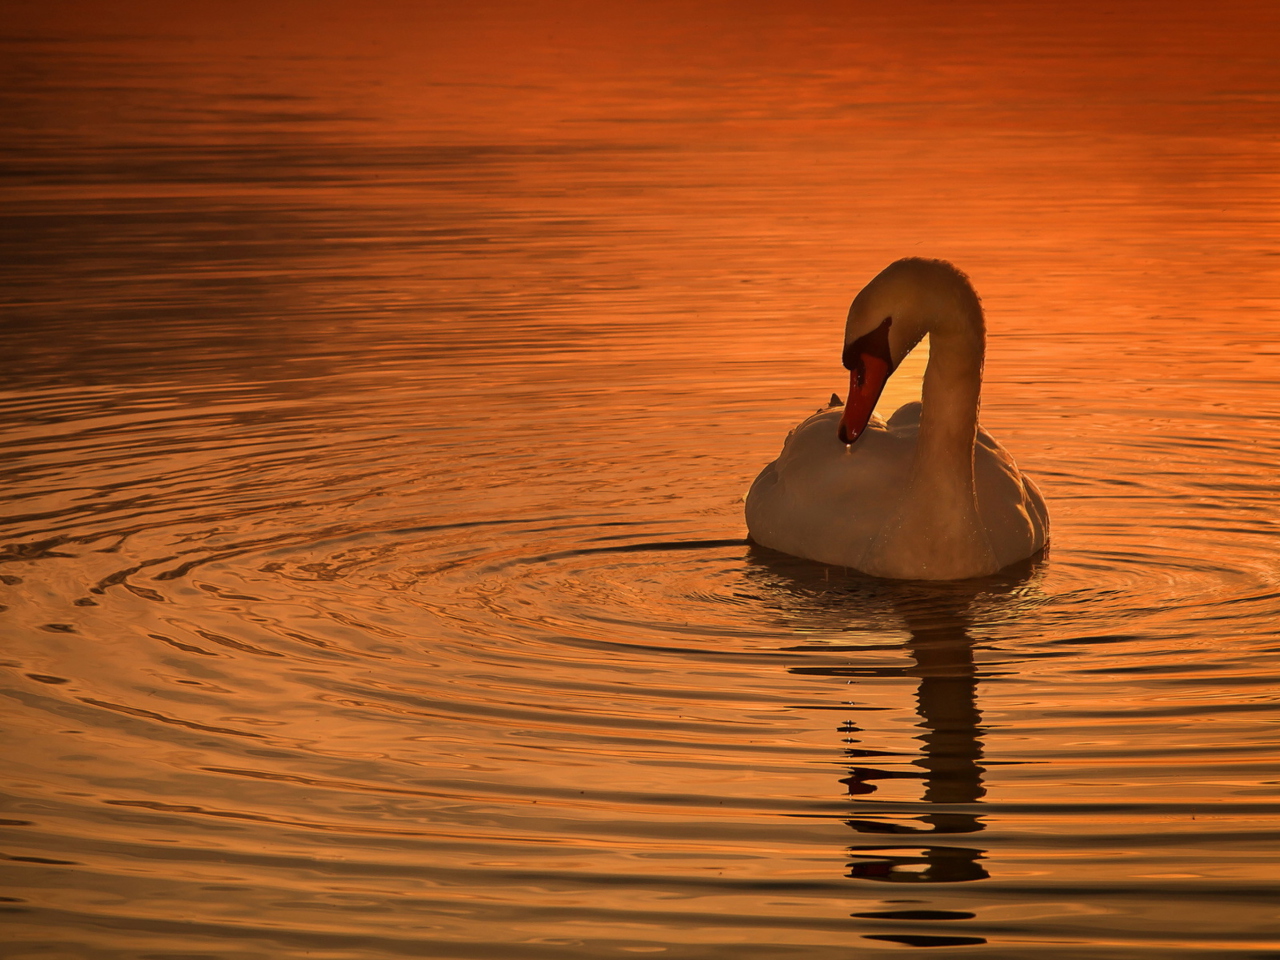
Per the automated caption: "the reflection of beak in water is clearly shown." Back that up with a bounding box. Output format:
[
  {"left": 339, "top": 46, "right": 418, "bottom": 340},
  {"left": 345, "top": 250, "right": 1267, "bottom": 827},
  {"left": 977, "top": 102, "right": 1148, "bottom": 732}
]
[{"left": 745, "top": 545, "right": 1044, "bottom": 887}]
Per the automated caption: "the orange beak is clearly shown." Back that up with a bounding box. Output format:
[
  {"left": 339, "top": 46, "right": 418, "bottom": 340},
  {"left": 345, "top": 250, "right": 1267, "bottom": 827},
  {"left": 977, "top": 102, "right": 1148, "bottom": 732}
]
[{"left": 838, "top": 316, "right": 895, "bottom": 444}]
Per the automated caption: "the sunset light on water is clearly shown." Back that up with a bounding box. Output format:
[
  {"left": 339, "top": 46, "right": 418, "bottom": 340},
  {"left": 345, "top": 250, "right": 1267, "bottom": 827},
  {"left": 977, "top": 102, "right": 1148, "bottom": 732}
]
[{"left": 2, "top": 1, "right": 1278, "bottom": 957}]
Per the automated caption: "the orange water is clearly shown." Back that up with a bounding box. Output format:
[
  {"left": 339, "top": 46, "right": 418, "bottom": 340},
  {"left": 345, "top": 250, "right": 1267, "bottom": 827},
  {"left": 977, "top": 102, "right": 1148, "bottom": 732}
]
[{"left": 3, "top": 2, "right": 1279, "bottom": 957}]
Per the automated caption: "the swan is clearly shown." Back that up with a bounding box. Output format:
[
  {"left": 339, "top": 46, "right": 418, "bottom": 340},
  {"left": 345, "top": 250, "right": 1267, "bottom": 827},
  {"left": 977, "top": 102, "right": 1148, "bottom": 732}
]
[{"left": 745, "top": 258, "right": 1048, "bottom": 580}]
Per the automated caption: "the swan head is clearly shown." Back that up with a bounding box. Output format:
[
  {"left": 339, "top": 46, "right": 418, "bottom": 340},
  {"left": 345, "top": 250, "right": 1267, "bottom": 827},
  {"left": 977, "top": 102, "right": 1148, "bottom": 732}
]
[{"left": 838, "top": 258, "right": 983, "bottom": 444}]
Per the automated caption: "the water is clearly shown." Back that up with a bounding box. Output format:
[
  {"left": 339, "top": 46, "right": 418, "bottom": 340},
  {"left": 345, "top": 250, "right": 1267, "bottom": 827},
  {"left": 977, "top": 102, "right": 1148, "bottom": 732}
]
[{"left": 3, "top": 2, "right": 1279, "bottom": 957}]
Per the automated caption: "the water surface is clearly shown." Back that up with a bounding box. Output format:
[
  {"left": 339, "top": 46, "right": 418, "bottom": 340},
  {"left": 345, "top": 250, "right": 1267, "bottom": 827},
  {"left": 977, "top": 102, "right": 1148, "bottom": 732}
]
[{"left": 3, "top": 2, "right": 1279, "bottom": 957}]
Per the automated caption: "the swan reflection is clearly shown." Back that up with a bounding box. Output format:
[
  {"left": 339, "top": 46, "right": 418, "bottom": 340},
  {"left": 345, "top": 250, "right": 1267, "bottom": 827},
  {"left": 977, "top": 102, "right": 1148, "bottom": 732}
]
[
  {"left": 843, "top": 598, "right": 990, "bottom": 885},
  {"left": 745, "top": 545, "right": 1044, "bottom": 886}
]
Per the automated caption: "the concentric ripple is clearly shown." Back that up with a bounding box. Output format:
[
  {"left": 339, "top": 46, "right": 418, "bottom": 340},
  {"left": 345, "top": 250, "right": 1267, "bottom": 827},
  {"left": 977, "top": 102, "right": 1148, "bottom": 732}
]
[{"left": 4, "top": 361, "right": 1279, "bottom": 960}]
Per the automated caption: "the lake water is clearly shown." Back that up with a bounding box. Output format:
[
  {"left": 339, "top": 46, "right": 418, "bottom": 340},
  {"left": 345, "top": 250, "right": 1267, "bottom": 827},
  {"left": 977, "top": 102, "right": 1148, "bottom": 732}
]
[{"left": 2, "top": 2, "right": 1279, "bottom": 957}]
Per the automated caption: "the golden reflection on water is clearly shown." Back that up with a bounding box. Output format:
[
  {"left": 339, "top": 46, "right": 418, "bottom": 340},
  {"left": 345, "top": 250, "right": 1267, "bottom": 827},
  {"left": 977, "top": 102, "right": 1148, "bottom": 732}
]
[{"left": 2, "top": 1, "right": 1279, "bottom": 957}]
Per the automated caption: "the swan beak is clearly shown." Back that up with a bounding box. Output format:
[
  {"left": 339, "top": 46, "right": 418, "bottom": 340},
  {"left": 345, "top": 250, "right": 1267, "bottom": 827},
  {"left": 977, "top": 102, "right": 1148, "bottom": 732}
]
[
  {"left": 837, "top": 358, "right": 890, "bottom": 443},
  {"left": 838, "top": 316, "right": 894, "bottom": 444}
]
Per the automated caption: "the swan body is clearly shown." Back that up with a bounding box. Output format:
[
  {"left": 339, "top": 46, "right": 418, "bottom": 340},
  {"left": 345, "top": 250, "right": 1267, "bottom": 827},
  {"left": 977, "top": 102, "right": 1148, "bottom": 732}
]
[{"left": 745, "top": 258, "right": 1048, "bottom": 580}]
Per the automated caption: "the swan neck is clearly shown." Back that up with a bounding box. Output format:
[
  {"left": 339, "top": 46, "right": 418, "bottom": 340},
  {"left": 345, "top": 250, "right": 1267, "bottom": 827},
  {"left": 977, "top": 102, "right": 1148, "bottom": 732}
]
[{"left": 916, "top": 318, "right": 984, "bottom": 486}]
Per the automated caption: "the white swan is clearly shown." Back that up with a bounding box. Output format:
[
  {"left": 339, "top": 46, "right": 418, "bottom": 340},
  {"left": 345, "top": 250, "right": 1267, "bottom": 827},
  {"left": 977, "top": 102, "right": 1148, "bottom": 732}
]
[{"left": 745, "top": 258, "right": 1048, "bottom": 580}]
